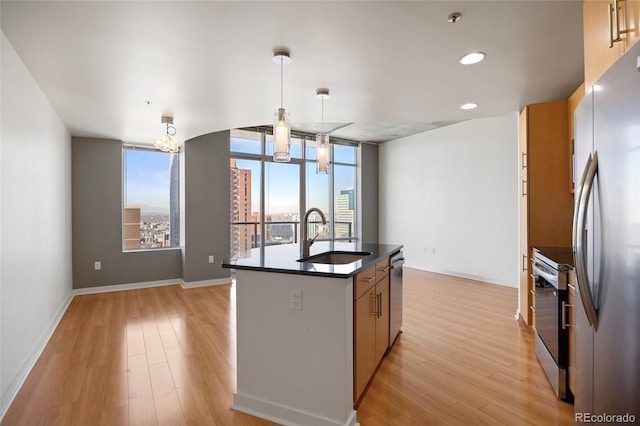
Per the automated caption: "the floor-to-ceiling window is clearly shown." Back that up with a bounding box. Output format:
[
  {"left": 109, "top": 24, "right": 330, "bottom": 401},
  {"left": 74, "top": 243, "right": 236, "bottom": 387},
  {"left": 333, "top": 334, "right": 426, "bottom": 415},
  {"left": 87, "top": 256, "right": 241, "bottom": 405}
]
[
  {"left": 122, "top": 145, "right": 180, "bottom": 250},
  {"left": 230, "top": 128, "right": 358, "bottom": 259}
]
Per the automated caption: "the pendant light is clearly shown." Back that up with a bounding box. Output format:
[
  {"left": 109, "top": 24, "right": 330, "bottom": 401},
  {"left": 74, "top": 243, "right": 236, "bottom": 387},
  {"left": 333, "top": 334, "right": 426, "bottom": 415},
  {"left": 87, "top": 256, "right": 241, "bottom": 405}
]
[
  {"left": 154, "top": 115, "right": 180, "bottom": 153},
  {"left": 316, "top": 88, "right": 330, "bottom": 174},
  {"left": 273, "top": 50, "right": 291, "bottom": 162}
]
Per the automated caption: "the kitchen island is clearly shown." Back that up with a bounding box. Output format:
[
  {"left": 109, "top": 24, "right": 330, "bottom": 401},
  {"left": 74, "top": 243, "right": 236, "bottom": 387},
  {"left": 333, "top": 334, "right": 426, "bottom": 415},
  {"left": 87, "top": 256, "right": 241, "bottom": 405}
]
[{"left": 222, "top": 242, "right": 402, "bottom": 426}]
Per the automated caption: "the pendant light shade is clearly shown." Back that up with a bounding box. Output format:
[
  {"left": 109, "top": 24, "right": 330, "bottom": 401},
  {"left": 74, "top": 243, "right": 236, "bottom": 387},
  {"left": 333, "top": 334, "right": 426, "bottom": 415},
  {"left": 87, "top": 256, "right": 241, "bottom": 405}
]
[
  {"left": 273, "top": 107, "right": 291, "bottom": 162},
  {"left": 273, "top": 50, "right": 291, "bottom": 162},
  {"left": 316, "top": 134, "right": 329, "bottom": 174},
  {"left": 316, "top": 88, "right": 330, "bottom": 174},
  {"left": 154, "top": 115, "right": 180, "bottom": 153}
]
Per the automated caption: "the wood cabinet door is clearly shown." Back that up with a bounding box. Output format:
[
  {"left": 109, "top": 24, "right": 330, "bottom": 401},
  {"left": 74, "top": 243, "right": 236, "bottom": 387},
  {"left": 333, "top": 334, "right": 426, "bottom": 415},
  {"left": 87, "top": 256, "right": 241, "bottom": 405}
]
[
  {"left": 584, "top": 0, "right": 624, "bottom": 89},
  {"left": 622, "top": 0, "right": 640, "bottom": 51},
  {"left": 354, "top": 289, "right": 376, "bottom": 403},
  {"left": 374, "top": 279, "right": 390, "bottom": 363}
]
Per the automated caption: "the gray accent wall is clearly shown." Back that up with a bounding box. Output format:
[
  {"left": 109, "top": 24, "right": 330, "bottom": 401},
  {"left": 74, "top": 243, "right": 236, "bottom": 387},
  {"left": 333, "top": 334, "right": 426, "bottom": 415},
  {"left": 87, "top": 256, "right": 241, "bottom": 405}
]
[
  {"left": 72, "top": 137, "right": 182, "bottom": 288},
  {"left": 183, "top": 130, "right": 231, "bottom": 283},
  {"left": 361, "top": 143, "right": 379, "bottom": 243}
]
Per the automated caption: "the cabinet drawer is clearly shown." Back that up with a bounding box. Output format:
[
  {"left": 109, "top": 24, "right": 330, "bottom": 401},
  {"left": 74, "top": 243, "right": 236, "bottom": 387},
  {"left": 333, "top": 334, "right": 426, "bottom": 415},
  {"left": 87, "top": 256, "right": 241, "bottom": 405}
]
[
  {"left": 375, "top": 258, "right": 390, "bottom": 282},
  {"left": 354, "top": 264, "right": 376, "bottom": 300}
]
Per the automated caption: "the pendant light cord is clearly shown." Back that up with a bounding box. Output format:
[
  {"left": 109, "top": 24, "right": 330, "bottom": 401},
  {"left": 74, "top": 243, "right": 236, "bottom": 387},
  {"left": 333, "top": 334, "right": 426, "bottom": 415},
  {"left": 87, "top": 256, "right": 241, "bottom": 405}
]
[
  {"left": 280, "top": 59, "right": 283, "bottom": 108},
  {"left": 321, "top": 96, "right": 324, "bottom": 136}
]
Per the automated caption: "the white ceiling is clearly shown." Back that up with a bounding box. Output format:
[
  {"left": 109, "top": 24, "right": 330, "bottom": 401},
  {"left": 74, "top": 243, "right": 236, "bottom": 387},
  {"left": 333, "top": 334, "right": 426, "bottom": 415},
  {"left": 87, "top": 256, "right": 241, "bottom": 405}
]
[{"left": 0, "top": 1, "right": 584, "bottom": 144}]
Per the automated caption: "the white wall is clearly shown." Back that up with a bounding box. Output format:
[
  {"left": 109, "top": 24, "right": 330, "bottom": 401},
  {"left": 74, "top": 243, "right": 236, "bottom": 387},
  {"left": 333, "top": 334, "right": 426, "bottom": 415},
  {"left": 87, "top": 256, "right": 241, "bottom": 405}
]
[
  {"left": 234, "top": 270, "right": 356, "bottom": 426},
  {"left": 379, "top": 114, "right": 519, "bottom": 287},
  {"left": 1, "top": 33, "right": 73, "bottom": 418}
]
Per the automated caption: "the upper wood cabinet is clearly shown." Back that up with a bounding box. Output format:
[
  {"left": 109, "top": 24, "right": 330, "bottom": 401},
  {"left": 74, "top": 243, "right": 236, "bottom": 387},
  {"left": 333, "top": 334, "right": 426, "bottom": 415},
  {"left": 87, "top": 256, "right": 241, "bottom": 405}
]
[{"left": 584, "top": 0, "right": 640, "bottom": 89}]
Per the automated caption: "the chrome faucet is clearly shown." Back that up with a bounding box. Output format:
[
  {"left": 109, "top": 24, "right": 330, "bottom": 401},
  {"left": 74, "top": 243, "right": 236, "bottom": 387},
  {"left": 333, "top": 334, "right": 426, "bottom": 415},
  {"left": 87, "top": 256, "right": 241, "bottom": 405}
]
[{"left": 301, "top": 208, "right": 327, "bottom": 258}]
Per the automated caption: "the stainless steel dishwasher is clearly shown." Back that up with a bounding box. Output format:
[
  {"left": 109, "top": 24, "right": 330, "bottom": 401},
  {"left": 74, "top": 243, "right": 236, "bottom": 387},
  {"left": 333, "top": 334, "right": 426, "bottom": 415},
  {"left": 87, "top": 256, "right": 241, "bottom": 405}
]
[{"left": 389, "top": 251, "right": 405, "bottom": 347}]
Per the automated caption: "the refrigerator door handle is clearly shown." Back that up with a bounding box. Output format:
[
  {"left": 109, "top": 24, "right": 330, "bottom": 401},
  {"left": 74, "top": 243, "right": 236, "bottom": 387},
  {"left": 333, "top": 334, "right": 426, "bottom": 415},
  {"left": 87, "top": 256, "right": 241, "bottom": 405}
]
[
  {"left": 574, "top": 152, "right": 599, "bottom": 329},
  {"left": 573, "top": 153, "right": 590, "bottom": 282}
]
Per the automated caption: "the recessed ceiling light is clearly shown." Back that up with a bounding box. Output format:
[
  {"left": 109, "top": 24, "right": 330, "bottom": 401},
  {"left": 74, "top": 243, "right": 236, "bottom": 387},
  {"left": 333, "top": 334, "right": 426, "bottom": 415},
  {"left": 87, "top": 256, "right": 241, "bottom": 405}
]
[
  {"left": 460, "top": 103, "right": 478, "bottom": 110},
  {"left": 447, "top": 12, "right": 462, "bottom": 23},
  {"left": 460, "top": 52, "right": 486, "bottom": 65}
]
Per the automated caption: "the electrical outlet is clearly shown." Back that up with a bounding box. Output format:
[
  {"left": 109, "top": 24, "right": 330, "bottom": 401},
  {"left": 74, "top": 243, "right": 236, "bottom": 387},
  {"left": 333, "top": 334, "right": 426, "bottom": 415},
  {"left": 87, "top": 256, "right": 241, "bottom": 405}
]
[
  {"left": 290, "top": 290, "right": 302, "bottom": 310},
  {"left": 208, "top": 255, "right": 214, "bottom": 263},
  {"left": 94, "top": 261, "right": 101, "bottom": 270}
]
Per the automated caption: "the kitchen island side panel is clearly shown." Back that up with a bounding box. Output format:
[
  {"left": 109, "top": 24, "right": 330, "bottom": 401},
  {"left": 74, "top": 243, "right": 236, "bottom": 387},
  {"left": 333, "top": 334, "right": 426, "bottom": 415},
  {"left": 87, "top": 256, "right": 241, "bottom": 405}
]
[{"left": 234, "top": 269, "right": 355, "bottom": 425}]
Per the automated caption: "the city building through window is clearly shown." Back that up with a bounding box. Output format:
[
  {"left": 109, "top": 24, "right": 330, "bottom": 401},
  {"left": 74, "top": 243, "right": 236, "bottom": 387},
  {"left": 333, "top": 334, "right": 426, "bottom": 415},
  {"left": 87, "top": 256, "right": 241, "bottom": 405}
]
[
  {"left": 230, "top": 128, "right": 358, "bottom": 260},
  {"left": 123, "top": 146, "right": 180, "bottom": 251}
]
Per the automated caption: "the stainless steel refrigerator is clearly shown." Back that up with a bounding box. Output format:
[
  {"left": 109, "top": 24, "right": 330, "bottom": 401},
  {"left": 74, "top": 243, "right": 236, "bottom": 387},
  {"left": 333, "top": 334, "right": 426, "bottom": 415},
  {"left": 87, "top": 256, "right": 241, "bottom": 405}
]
[{"left": 573, "top": 42, "right": 640, "bottom": 418}]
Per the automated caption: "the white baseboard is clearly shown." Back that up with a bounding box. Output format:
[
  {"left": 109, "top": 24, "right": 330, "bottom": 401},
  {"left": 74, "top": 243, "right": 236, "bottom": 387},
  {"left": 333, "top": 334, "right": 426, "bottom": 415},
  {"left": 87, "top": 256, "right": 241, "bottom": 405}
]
[
  {"left": 72, "top": 278, "right": 182, "bottom": 295},
  {"left": 232, "top": 393, "right": 358, "bottom": 426},
  {"left": 515, "top": 308, "right": 521, "bottom": 320},
  {"left": 181, "top": 277, "right": 232, "bottom": 288},
  {"left": 73, "top": 276, "right": 232, "bottom": 295},
  {"left": 0, "top": 293, "right": 74, "bottom": 421}
]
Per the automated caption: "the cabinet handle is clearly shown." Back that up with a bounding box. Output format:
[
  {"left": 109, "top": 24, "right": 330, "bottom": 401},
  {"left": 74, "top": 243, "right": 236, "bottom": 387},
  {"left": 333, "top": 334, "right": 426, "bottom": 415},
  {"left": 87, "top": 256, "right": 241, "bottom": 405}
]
[
  {"left": 371, "top": 293, "right": 379, "bottom": 317},
  {"left": 609, "top": 0, "right": 629, "bottom": 48},
  {"left": 529, "top": 289, "right": 535, "bottom": 295},
  {"left": 366, "top": 276, "right": 375, "bottom": 283},
  {"left": 530, "top": 306, "right": 535, "bottom": 313},
  {"left": 522, "top": 254, "right": 528, "bottom": 272},
  {"left": 562, "top": 302, "right": 574, "bottom": 329},
  {"left": 521, "top": 151, "right": 527, "bottom": 169},
  {"left": 378, "top": 292, "right": 383, "bottom": 318},
  {"left": 381, "top": 266, "right": 390, "bottom": 273},
  {"left": 521, "top": 179, "right": 527, "bottom": 197}
]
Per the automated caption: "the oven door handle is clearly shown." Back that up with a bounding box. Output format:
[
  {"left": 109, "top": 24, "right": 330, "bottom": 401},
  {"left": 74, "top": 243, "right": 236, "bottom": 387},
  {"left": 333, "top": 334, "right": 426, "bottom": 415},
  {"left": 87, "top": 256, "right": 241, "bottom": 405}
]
[{"left": 573, "top": 152, "right": 599, "bottom": 329}]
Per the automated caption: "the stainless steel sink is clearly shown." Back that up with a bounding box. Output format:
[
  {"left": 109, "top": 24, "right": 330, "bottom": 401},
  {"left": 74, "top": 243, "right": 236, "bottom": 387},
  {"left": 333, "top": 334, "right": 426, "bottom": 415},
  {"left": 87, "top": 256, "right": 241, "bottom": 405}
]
[{"left": 297, "top": 251, "right": 372, "bottom": 265}]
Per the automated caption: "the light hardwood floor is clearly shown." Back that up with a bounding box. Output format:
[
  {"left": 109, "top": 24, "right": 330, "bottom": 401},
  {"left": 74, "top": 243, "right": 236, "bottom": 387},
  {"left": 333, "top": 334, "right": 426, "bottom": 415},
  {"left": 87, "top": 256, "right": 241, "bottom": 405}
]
[{"left": 2, "top": 268, "right": 574, "bottom": 425}]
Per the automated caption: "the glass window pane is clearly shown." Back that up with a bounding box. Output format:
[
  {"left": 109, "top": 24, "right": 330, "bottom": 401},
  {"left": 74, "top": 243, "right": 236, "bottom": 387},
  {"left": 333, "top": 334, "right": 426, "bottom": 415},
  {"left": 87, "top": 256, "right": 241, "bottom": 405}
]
[
  {"left": 306, "top": 137, "right": 318, "bottom": 160},
  {"left": 265, "top": 162, "right": 300, "bottom": 245},
  {"left": 266, "top": 134, "right": 302, "bottom": 159},
  {"left": 123, "top": 148, "right": 179, "bottom": 250},
  {"left": 333, "top": 165, "right": 356, "bottom": 240},
  {"left": 231, "top": 129, "right": 262, "bottom": 154},
  {"left": 230, "top": 158, "right": 262, "bottom": 259},
  {"left": 306, "top": 162, "right": 330, "bottom": 240},
  {"left": 333, "top": 144, "right": 356, "bottom": 164}
]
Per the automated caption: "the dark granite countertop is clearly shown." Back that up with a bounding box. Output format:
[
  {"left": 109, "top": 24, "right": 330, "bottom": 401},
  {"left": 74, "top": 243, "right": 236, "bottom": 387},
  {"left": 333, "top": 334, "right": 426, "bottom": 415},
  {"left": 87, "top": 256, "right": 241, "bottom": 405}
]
[{"left": 222, "top": 242, "right": 403, "bottom": 278}]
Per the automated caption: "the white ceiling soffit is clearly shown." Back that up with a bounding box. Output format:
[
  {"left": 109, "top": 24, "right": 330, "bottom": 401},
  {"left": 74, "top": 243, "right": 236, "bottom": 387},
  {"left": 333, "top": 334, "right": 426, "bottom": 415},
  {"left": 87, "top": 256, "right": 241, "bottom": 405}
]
[{"left": 0, "top": 1, "right": 584, "bottom": 144}]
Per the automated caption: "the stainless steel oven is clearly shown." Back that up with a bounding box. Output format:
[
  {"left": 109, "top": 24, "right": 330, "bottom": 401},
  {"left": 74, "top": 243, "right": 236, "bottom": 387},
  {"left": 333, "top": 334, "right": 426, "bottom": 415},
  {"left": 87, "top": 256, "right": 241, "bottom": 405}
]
[{"left": 532, "top": 247, "right": 573, "bottom": 402}]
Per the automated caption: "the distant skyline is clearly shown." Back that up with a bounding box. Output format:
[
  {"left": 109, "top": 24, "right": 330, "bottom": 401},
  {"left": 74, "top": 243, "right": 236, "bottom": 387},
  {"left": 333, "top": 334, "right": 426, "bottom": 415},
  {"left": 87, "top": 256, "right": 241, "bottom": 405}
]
[{"left": 233, "top": 158, "right": 355, "bottom": 216}]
